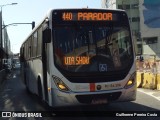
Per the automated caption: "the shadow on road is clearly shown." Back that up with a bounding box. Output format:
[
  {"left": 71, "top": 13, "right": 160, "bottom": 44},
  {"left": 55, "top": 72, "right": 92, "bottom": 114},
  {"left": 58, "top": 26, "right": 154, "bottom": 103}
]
[{"left": 0, "top": 69, "right": 45, "bottom": 112}]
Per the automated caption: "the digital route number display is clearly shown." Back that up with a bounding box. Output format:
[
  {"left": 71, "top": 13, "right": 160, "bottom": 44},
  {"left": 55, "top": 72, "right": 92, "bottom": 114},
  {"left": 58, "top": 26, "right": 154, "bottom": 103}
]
[{"left": 62, "top": 12, "right": 113, "bottom": 21}]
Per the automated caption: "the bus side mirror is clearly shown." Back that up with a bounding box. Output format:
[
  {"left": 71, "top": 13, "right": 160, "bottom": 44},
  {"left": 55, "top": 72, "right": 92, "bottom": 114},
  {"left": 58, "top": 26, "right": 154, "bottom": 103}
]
[{"left": 43, "top": 28, "right": 51, "bottom": 43}]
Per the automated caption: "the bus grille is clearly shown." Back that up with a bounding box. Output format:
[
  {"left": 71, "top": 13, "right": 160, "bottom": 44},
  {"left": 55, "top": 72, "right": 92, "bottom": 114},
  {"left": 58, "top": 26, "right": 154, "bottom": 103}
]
[{"left": 75, "top": 92, "right": 121, "bottom": 104}]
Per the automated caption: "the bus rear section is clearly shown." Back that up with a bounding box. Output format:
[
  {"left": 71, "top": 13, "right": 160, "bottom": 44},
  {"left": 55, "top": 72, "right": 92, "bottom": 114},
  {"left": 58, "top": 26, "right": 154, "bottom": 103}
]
[{"left": 50, "top": 9, "right": 136, "bottom": 107}]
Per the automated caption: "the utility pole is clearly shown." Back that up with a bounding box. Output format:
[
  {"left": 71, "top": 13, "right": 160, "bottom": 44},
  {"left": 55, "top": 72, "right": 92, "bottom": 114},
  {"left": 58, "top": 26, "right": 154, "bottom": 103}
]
[
  {"left": 0, "top": 3, "right": 18, "bottom": 70},
  {"left": 2, "top": 22, "right": 35, "bottom": 30}
]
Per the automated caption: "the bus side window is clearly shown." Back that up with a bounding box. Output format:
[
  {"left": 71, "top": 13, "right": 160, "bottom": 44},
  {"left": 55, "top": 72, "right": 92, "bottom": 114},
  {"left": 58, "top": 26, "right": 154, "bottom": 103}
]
[
  {"left": 33, "top": 32, "right": 38, "bottom": 57},
  {"left": 37, "top": 27, "right": 42, "bottom": 57}
]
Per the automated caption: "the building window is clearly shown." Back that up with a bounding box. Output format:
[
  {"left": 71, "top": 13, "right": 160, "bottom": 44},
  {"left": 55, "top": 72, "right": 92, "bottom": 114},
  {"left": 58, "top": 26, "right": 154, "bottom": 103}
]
[
  {"left": 132, "top": 17, "right": 140, "bottom": 22},
  {"left": 118, "top": 5, "right": 123, "bottom": 9},
  {"left": 131, "top": 4, "right": 139, "bottom": 9},
  {"left": 125, "top": 5, "right": 130, "bottom": 9},
  {"left": 137, "top": 38, "right": 141, "bottom": 42},
  {"left": 118, "top": 4, "right": 138, "bottom": 10},
  {"left": 118, "top": 4, "right": 131, "bottom": 9},
  {"left": 129, "top": 18, "right": 132, "bottom": 22},
  {"left": 143, "top": 37, "right": 158, "bottom": 44},
  {"left": 137, "top": 44, "right": 142, "bottom": 55}
]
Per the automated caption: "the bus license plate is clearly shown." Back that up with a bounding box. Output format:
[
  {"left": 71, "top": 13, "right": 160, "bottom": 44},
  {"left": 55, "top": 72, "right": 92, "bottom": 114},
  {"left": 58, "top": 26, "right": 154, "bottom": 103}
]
[{"left": 91, "top": 99, "right": 108, "bottom": 104}]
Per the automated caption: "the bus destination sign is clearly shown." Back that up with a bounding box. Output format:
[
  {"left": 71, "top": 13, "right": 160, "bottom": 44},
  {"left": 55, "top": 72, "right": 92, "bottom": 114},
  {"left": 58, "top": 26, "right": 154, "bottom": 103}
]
[{"left": 62, "top": 12, "right": 115, "bottom": 21}]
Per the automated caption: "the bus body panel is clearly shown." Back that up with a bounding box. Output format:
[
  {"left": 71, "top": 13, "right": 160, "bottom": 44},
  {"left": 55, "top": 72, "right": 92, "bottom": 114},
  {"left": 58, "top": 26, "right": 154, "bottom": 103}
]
[{"left": 22, "top": 58, "right": 44, "bottom": 99}]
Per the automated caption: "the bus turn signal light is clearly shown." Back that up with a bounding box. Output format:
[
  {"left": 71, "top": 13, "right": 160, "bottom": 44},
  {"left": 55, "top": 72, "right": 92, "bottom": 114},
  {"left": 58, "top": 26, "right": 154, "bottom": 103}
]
[
  {"left": 124, "top": 72, "right": 136, "bottom": 89},
  {"left": 58, "top": 84, "right": 67, "bottom": 90},
  {"left": 127, "top": 80, "right": 133, "bottom": 86}
]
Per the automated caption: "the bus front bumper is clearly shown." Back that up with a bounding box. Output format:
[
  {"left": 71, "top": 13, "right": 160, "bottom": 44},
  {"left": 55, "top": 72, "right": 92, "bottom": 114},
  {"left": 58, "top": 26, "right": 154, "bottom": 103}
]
[{"left": 51, "top": 85, "right": 136, "bottom": 107}]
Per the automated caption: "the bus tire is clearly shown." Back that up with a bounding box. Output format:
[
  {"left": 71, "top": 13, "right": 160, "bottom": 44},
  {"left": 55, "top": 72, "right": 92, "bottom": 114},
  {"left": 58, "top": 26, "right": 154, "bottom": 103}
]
[{"left": 38, "top": 77, "right": 43, "bottom": 100}]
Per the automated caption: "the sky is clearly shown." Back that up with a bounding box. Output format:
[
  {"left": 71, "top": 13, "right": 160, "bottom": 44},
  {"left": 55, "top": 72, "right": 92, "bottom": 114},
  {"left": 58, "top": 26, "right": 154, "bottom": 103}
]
[{"left": 0, "top": 0, "right": 102, "bottom": 53}]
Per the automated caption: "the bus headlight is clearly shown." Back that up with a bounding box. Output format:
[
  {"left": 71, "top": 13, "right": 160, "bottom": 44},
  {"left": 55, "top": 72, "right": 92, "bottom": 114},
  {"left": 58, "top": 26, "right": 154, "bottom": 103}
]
[
  {"left": 52, "top": 75, "right": 70, "bottom": 92},
  {"left": 124, "top": 72, "right": 136, "bottom": 89}
]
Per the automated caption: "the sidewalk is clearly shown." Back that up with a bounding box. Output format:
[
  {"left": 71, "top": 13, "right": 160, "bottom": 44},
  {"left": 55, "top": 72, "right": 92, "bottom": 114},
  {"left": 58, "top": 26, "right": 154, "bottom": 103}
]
[
  {"left": 0, "top": 71, "right": 12, "bottom": 92},
  {"left": 138, "top": 88, "right": 160, "bottom": 101},
  {"left": 0, "top": 69, "right": 6, "bottom": 85}
]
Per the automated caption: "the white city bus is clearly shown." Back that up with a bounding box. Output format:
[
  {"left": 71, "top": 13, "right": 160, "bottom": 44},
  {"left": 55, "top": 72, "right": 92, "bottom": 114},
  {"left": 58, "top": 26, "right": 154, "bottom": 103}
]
[{"left": 20, "top": 8, "right": 136, "bottom": 107}]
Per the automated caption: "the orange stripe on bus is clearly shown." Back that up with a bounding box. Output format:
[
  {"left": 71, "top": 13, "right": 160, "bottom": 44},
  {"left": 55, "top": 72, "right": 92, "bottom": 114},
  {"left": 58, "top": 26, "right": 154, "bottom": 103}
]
[{"left": 90, "top": 83, "right": 95, "bottom": 92}]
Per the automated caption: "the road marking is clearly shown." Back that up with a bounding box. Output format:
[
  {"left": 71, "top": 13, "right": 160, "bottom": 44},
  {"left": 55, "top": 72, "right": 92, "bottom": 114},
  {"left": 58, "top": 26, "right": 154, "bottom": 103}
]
[
  {"left": 13, "top": 74, "right": 16, "bottom": 78},
  {"left": 138, "top": 89, "right": 160, "bottom": 101},
  {"left": 22, "top": 106, "right": 28, "bottom": 112}
]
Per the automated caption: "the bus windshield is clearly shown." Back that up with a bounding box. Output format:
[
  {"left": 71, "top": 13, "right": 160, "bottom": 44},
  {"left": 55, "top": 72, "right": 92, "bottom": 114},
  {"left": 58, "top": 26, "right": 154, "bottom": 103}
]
[{"left": 53, "top": 23, "right": 133, "bottom": 73}]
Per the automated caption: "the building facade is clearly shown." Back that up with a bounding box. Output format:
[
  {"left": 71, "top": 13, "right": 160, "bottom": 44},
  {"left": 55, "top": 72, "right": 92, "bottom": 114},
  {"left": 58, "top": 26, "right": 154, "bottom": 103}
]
[
  {"left": 0, "top": 12, "right": 12, "bottom": 70},
  {"left": 101, "top": 0, "right": 116, "bottom": 9},
  {"left": 102, "top": 0, "right": 160, "bottom": 59},
  {"left": 139, "top": 0, "right": 160, "bottom": 58}
]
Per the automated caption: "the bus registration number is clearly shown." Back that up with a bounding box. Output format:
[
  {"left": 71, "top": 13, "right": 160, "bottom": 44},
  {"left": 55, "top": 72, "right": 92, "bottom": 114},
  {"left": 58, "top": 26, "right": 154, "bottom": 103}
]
[{"left": 104, "top": 83, "right": 121, "bottom": 89}]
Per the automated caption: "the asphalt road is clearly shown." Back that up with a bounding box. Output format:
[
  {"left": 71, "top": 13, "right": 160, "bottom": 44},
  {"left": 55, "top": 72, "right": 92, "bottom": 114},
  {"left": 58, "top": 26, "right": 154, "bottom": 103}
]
[{"left": 0, "top": 70, "right": 160, "bottom": 120}]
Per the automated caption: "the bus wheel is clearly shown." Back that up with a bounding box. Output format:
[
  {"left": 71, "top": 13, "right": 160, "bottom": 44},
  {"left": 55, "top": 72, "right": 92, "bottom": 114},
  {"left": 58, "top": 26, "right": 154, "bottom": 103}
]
[{"left": 38, "top": 78, "right": 43, "bottom": 100}]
